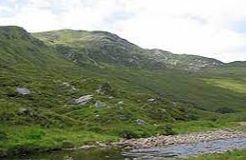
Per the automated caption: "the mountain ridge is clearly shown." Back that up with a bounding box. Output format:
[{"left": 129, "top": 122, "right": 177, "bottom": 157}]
[
  {"left": 3, "top": 26, "right": 243, "bottom": 67},
  {"left": 32, "top": 28, "right": 243, "bottom": 66},
  {"left": 32, "top": 28, "right": 225, "bottom": 71}
]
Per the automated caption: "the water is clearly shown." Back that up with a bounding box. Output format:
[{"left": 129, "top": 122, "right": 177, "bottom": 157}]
[
  {"left": 123, "top": 137, "right": 246, "bottom": 159},
  {"left": 7, "top": 148, "right": 124, "bottom": 160},
  {"left": 4, "top": 137, "right": 246, "bottom": 160}
]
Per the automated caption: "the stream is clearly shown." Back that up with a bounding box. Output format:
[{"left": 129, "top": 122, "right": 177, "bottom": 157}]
[
  {"left": 6, "top": 137, "right": 246, "bottom": 160},
  {"left": 123, "top": 137, "right": 246, "bottom": 159}
]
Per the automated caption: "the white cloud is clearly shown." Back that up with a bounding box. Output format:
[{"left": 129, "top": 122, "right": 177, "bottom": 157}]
[
  {"left": 0, "top": 0, "right": 246, "bottom": 62},
  {"left": 115, "top": 0, "right": 246, "bottom": 62}
]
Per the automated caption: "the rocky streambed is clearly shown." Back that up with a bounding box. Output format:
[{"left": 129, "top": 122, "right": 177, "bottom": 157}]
[
  {"left": 5, "top": 129, "right": 246, "bottom": 160},
  {"left": 122, "top": 138, "right": 246, "bottom": 159},
  {"left": 119, "top": 129, "right": 246, "bottom": 159},
  {"left": 117, "top": 129, "right": 246, "bottom": 149}
]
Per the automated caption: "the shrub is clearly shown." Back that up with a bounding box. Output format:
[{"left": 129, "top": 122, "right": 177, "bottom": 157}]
[
  {"left": 87, "top": 126, "right": 103, "bottom": 133},
  {"left": 27, "top": 129, "right": 46, "bottom": 140},
  {"left": 0, "top": 130, "right": 7, "bottom": 140},
  {"left": 215, "top": 107, "right": 235, "bottom": 114},
  {"left": 158, "top": 124, "right": 177, "bottom": 136},
  {"left": 62, "top": 141, "right": 74, "bottom": 148},
  {"left": 98, "top": 82, "right": 113, "bottom": 95},
  {"left": 119, "top": 130, "right": 138, "bottom": 139},
  {"left": 186, "top": 113, "right": 199, "bottom": 120}
]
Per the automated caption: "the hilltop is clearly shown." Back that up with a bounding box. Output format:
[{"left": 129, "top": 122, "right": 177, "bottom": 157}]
[{"left": 33, "top": 29, "right": 224, "bottom": 71}]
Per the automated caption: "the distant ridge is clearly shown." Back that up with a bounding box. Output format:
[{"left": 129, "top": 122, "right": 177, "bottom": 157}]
[{"left": 33, "top": 28, "right": 224, "bottom": 71}]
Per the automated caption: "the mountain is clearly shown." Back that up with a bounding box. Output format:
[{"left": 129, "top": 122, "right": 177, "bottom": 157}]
[
  {"left": 145, "top": 49, "right": 223, "bottom": 71},
  {"left": 33, "top": 29, "right": 223, "bottom": 71},
  {"left": 226, "top": 61, "right": 246, "bottom": 67},
  {"left": 0, "top": 26, "right": 80, "bottom": 79},
  {"left": 0, "top": 26, "right": 62, "bottom": 67},
  {"left": 0, "top": 26, "right": 245, "bottom": 157}
]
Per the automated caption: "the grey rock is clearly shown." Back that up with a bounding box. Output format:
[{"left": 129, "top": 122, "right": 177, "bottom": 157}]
[
  {"left": 17, "top": 107, "right": 33, "bottom": 116},
  {"left": 75, "top": 95, "right": 93, "bottom": 105},
  {"left": 62, "top": 82, "right": 70, "bottom": 87},
  {"left": 95, "top": 100, "right": 106, "bottom": 108},
  {"left": 136, "top": 119, "right": 145, "bottom": 125},
  {"left": 71, "top": 86, "right": 76, "bottom": 91},
  {"left": 18, "top": 107, "right": 28, "bottom": 113},
  {"left": 118, "top": 101, "right": 124, "bottom": 105},
  {"left": 119, "top": 115, "right": 128, "bottom": 121},
  {"left": 62, "top": 82, "right": 76, "bottom": 91},
  {"left": 147, "top": 98, "right": 155, "bottom": 102},
  {"left": 16, "top": 87, "right": 31, "bottom": 95}
]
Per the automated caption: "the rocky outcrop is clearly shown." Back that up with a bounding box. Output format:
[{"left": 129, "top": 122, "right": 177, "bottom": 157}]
[
  {"left": 16, "top": 87, "right": 31, "bottom": 95},
  {"left": 34, "top": 29, "right": 225, "bottom": 72},
  {"left": 62, "top": 82, "right": 76, "bottom": 91},
  {"left": 95, "top": 100, "right": 106, "bottom": 108},
  {"left": 74, "top": 95, "right": 93, "bottom": 105},
  {"left": 136, "top": 119, "right": 145, "bottom": 126}
]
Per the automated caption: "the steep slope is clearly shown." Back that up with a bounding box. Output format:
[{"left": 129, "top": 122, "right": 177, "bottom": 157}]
[
  {"left": 146, "top": 49, "right": 223, "bottom": 71},
  {"left": 33, "top": 30, "right": 157, "bottom": 69},
  {"left": 33, "top": 30, "right": 223, "bottom": 71},
  {"left": 0, "top": 26, "right": 84, "bottom": 127},
  {"left": 0, "top": 26, "right": 202, "bottom": 127},
  {"left": 31, "top": 28, "right": 246, "bottom": 113},
  {"left": 0, "top": 26, "right": 68, "bottom": 69}
]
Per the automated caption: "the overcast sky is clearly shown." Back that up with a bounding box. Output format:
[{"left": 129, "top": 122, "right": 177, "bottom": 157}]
[{"left": 0, "top": 0, "right": 246, "bottom": 62}]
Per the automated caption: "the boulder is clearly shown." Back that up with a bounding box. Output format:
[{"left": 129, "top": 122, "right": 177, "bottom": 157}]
[
  {"left": 18, "top": 107, "right": 28, "bottom": 113},
  {"left": 118, "top": 101, "right": 124, "bottom": 105},
  {"left": 136, "top": 119, "right": 145, "bottom": 125},
  {"left": 62, "top": 82, "right": 70, "bottom": 87},
  {"left": 74, "top": 95, "right": 93, "bottom": 105},
  {"left": 62, "top": 82, "right": 76, "bottom": 91},
  {"left": 16, "top": 87, "right": 31, "bottom": 95},
  {"left": 147, "top": 98, "right": 155, "bottom": 102},
  {"left": 95, "top": 100, "right": 106, "bottom": 108}
]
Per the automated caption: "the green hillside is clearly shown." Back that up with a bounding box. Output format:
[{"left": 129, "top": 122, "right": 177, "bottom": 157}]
[
  {"left": 0, "top": 26, "right": 245, "bottom": 157},
  {"left": 33, "top": 30, "right": 223, "bottom": 71},
  {"left": 33, "top": 29, "right": 245, "bottom": 112}
]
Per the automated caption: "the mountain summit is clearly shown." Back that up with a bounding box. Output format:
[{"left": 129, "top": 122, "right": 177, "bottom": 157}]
[{"left": 33, "top": 29, "right": 224, "bottom": 71}]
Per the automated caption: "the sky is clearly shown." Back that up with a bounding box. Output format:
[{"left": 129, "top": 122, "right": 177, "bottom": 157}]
[{"left": 0, "top": 0, "right": 246, "bottom": 62}]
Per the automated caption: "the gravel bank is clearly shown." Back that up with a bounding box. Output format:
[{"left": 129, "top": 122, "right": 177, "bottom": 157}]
[{"left": 117, "top": 129, "right": 246, "bottom": 149}]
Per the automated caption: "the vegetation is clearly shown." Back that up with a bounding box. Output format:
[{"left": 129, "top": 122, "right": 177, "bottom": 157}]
[
  {"left": 0, "top": 26, "right": 245, "bottom": 157},
  {"left": 0, "top": 125, "right": 117, "bottom": 156}
]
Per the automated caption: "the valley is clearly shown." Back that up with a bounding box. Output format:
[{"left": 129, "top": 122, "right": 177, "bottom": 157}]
[{"left": 0, "top": 26, "right": 245, "bottom": 158}]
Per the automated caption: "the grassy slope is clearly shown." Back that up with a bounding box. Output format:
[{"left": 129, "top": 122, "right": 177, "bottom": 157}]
[
  {"left": 33, "top": 30, "right": 223, "bottom": 71},
  {"left": 33, "top": 29, "right": 246, "bottom": 112},
  {"left": 0, "top": 26, "right": 245, "bottom": 156}
]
